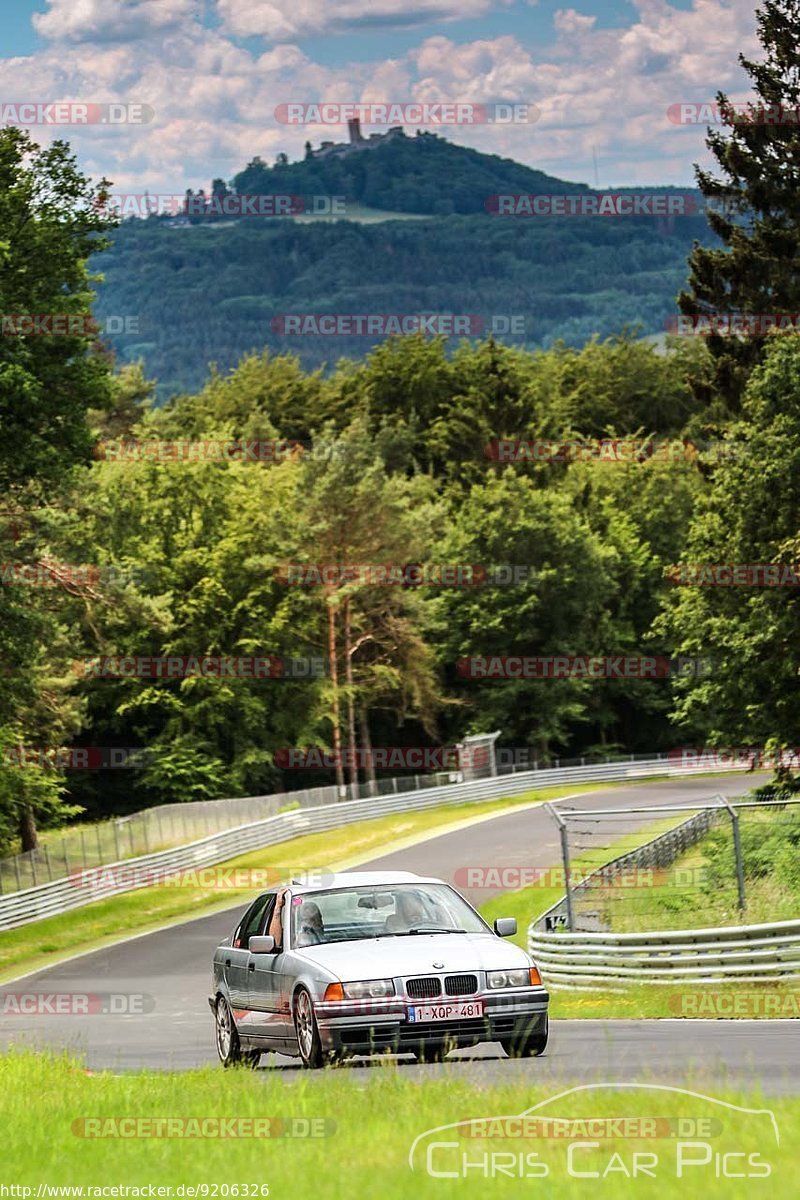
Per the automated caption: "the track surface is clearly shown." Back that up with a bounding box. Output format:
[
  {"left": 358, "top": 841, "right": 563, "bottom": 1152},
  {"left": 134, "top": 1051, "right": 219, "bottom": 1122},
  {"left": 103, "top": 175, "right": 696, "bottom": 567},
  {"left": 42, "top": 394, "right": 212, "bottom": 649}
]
[{"left": 3, "top": 772, "right": 798, "bottom": 1092}]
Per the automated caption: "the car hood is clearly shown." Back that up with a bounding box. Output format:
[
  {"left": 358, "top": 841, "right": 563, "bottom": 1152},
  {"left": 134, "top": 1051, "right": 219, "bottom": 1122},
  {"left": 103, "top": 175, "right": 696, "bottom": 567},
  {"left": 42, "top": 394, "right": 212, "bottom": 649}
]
[{"left": 294, "top": 932, "right": 531, "bottom": 978}]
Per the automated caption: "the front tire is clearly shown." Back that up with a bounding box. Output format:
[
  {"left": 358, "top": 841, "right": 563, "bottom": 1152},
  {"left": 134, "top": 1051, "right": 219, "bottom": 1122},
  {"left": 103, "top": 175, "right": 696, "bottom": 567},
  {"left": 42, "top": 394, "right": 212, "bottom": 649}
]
[
  {"left": 215, "top": 996, "right": 260, "bottom": 1068},
  {"left": 502, "top": 1015, "right": 549, "bottom": 1058},
  {"left": 293, "top": 987, "right": 325, "bottom": 1069}
]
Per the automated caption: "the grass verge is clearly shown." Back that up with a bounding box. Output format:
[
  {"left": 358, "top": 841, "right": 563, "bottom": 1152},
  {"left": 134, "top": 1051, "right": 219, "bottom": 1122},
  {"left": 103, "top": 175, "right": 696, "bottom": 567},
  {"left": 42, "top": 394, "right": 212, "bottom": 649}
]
[{"left": 0, "top": 1050, "right": 795, "bottom": 1198}]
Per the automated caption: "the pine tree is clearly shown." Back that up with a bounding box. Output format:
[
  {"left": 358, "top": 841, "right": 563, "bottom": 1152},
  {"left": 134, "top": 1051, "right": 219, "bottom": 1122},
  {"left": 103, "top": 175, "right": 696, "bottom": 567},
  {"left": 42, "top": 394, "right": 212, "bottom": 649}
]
[{"left": 678, "top": 0, "right": 800, "bottom": 411}]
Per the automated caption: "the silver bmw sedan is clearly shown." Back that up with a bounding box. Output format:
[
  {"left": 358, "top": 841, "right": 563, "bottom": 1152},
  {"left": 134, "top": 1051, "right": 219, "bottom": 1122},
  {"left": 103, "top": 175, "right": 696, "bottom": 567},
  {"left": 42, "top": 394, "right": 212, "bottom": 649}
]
[{"left": 209, "top": 870, "right": 549, "bottom": 1068}]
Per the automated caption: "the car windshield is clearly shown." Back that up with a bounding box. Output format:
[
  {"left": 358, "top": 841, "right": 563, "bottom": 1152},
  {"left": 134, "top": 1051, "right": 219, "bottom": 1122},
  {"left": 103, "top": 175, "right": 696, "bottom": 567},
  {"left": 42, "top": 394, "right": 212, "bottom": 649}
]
[{"left": 290, "top": 883, "right": 489, "bottom": 946}]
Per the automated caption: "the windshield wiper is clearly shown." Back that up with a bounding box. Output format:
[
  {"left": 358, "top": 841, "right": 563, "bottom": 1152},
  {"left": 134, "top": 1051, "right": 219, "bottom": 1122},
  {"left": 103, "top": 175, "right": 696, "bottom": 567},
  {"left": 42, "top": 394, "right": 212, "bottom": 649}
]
[{"left": 407, "top": 926, "right": 466, "bottom": 935}]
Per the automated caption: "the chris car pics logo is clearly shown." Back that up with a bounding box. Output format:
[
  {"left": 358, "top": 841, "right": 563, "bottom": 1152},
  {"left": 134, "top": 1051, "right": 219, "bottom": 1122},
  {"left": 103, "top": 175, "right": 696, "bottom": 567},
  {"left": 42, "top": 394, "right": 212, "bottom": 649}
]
[{"left": 408, "top": 1083, "right": 778, "bottom": 1180}]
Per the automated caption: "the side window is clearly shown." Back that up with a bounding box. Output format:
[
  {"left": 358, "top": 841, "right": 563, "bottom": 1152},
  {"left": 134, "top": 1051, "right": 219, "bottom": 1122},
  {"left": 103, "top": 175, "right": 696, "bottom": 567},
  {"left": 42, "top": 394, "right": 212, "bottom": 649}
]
[
  {"left": 233, "top": 893, "right": 273, "bottom": 948},
  {"left": 258, "top": 895, "right": 277, "bottom": 939}
]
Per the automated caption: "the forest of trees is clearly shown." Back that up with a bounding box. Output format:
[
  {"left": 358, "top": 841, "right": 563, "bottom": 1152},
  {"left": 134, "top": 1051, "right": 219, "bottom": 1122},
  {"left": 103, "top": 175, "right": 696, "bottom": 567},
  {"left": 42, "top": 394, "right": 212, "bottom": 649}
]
[
  {"left": 95, "top": 204, "right": 710, "bottom": 400},
  {"left": 1, "top": 0, "right": 799, "bottom": 855}
]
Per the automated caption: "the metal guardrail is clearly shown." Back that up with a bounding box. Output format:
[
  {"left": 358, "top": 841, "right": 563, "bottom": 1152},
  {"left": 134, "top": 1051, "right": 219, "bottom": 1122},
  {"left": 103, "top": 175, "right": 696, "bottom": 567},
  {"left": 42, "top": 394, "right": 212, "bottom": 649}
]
[
  {"left": 528, "top": 919, "right": 800, "bottom": 986},
  {"left": 0, "top": 754, "right": 746, "bottom": 930}
]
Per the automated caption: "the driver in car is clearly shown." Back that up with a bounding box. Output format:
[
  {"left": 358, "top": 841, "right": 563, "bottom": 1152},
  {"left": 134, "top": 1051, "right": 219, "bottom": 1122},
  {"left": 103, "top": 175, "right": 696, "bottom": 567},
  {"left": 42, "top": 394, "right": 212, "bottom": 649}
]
[
  {"left": 384, "top": 891, "right": 428, "bottom": 933},
  {"left": 296, "top": 900, "right": 325, "bottom": 946}
]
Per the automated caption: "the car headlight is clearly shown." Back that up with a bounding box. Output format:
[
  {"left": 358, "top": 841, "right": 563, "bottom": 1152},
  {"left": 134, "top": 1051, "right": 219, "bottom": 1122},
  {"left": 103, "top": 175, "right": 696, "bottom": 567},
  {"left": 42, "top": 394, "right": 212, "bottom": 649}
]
[
  {"left": 341, "top": 979, "right": 395, "bottom": 999},
  {"left": 487, "top": 968, "right": 538, "bottom": 989}
]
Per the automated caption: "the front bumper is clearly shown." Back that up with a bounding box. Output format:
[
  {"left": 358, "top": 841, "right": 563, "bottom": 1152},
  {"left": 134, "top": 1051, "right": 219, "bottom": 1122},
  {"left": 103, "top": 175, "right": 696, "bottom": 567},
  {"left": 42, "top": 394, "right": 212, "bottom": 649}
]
[{"left": 315, "top": 990, "right": 549, "bottom": 1055}]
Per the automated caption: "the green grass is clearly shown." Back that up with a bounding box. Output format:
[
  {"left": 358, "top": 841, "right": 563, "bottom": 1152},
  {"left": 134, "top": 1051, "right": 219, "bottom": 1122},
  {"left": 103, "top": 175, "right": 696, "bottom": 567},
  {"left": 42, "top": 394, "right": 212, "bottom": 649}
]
[
  {"left": 0, "top": 782, "right": 622, "bottom": 983},
  {"left": 0, "top": 1050, "right": 796, "bottom": 1198}
]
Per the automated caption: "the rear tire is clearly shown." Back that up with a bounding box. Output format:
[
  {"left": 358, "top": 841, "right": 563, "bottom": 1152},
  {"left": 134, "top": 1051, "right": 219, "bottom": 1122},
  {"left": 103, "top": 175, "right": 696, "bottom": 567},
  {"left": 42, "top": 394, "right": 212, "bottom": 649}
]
[{"left": 215, "top": 996, "right": 261, "bottom": 1068}]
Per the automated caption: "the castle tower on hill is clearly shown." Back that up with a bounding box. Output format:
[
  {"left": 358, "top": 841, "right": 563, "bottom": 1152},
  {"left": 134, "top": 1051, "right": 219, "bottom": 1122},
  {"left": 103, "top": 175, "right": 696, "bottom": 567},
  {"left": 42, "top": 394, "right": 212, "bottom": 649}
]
[
  {"left": 311, "top": 117, "right": 403, "bottom": 160},
  {"left": 347, "top": 118, "right": 365, "bottom": 144}
]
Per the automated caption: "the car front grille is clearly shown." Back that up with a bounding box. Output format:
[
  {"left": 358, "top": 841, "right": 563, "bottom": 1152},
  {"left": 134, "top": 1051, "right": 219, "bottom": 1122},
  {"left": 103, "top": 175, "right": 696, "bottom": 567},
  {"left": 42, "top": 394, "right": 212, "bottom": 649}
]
[
  {"left": 444, "top": 974, "right": 478, "bottom": 996},
  {"left": 406, "top": 976, "right": 442, "bottom": 999}
]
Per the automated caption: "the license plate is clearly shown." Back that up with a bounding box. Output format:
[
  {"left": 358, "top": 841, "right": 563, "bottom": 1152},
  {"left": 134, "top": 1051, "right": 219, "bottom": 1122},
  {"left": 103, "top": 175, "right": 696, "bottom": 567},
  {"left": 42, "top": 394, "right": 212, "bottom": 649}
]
[{"left": 407, "top": 1000, "right": 484, "bottom": 1022}]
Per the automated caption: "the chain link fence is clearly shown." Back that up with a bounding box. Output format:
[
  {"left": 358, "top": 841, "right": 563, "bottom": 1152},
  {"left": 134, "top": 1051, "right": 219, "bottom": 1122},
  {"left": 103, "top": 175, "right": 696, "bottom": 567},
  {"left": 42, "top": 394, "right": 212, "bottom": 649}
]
[{"left": 539, "top": 795, "right": 800, "bottom": 934}]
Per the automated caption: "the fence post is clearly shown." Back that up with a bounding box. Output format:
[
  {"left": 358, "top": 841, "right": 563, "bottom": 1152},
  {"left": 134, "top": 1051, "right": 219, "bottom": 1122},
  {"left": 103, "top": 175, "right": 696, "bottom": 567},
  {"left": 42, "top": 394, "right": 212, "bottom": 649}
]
[
  {"left": 544, "top": 802, "right": 575, "bottom": 931},
  {"left": 716, "top": 794, "right": 746, "bottom": 912}
]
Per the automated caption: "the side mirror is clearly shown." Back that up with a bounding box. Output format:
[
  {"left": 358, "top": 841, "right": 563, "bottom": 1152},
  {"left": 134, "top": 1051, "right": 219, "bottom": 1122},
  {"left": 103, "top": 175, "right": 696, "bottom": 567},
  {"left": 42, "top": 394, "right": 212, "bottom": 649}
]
[
  {"left": 249, "top": 934, "right": 276, "bottom": 954},
  {"left": 494, "top": 918, "right": 517, "bottom": 938}
]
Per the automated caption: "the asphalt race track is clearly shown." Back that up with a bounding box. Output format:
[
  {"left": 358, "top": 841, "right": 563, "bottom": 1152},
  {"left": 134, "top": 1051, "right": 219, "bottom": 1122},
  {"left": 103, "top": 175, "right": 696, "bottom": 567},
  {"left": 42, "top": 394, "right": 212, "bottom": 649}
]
[{"left": 2, "top": 772, "right": 798, "bottom": 1092}]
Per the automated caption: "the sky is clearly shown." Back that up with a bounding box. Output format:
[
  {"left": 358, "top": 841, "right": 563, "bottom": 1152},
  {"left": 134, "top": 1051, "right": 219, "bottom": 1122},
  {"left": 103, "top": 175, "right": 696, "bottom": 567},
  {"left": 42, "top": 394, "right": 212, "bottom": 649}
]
[{"left": 0, "top": 0, "right": 762, "bottom": 195}]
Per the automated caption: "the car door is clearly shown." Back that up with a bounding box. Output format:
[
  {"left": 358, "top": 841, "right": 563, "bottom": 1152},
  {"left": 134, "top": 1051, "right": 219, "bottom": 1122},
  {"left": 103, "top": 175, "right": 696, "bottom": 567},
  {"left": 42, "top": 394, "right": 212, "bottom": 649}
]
[
  {"left": 248, "top": 892, "right": 291, "bottom": 1043},
  {"left": 225, "top": 893, "right": 273, "bottom": 1025}
]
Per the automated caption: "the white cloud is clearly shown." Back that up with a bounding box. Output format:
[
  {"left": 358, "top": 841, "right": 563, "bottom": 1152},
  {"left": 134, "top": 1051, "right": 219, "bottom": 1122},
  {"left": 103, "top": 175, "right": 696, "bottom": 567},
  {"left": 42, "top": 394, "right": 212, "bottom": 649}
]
[
  {"left": 553, "top": 9, "right": 597, "bottom": 36},
  {"left": 216, "top": 0, "right": 509, "bottom": 41},
  {"left": 2, "top": 0, "right": 765, "bottom": 194},
  {"left": 33, "top": 0, "right": 202, "bottom": 43}
]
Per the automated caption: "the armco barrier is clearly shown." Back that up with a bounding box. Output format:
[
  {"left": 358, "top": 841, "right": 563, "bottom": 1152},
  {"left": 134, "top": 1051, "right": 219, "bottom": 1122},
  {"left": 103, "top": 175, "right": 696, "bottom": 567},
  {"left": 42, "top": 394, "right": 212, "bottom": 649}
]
[
  {"left": 528, "top": 919, "right": 800, "bottom": 986},
  {"left": 0, "top": 755, "right": 748, "bottom": 930}
]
